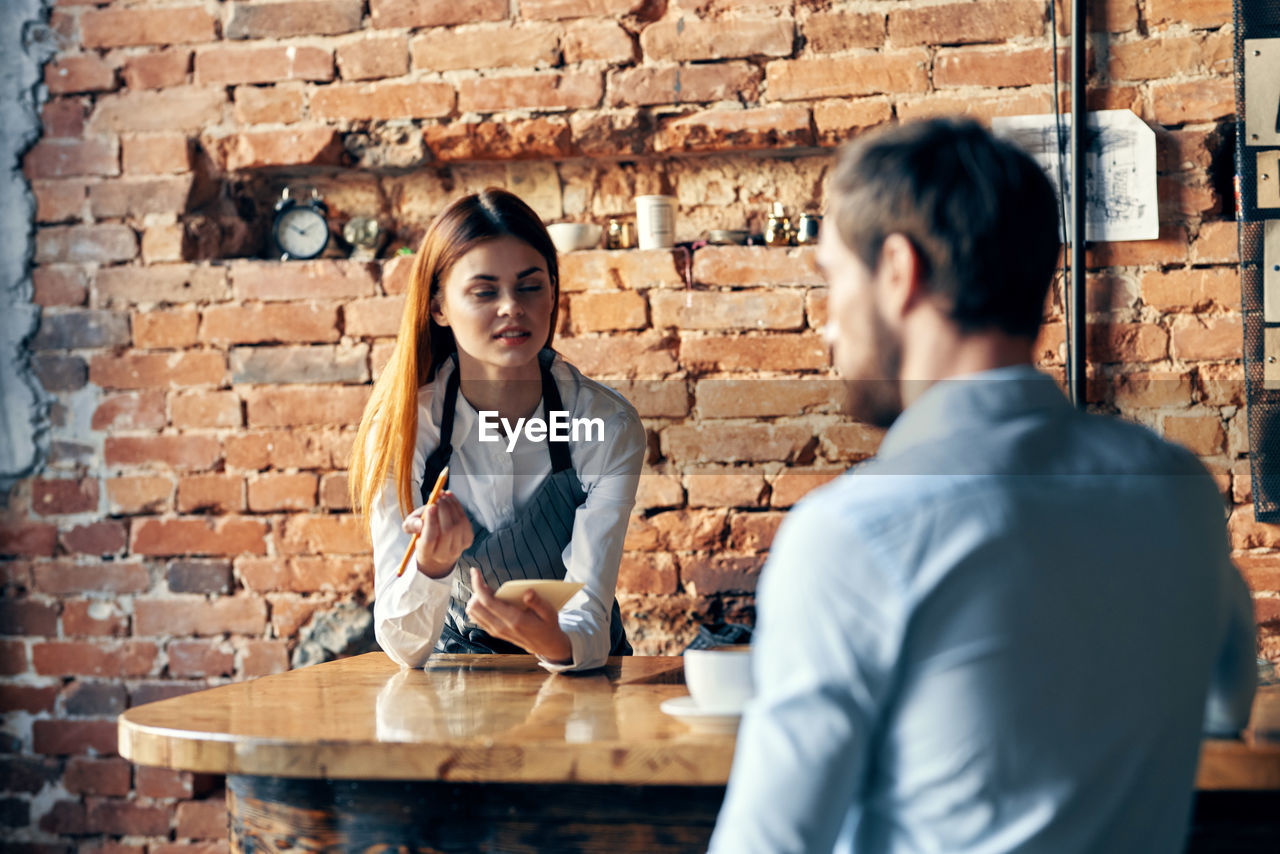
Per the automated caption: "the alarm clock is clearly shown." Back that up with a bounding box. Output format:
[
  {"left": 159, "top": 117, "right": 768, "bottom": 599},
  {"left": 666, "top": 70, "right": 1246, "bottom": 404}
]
[{"left": 272, "top": 186, "right": 330, "bottom": 261}]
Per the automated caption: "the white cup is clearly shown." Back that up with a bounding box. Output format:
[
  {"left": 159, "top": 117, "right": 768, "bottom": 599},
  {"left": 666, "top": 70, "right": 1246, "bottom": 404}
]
[
  {"left": 683, "top": 645, "right": 754, "bottom": 713},
  {"left": 634, "top": 195, "right": 676, "bottom": 249}
]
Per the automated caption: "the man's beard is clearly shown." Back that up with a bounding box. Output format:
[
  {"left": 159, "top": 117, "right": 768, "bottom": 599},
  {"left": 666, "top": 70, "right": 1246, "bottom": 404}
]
[{"left": 840, "top": 309, "right": 903, "bottom": 429}]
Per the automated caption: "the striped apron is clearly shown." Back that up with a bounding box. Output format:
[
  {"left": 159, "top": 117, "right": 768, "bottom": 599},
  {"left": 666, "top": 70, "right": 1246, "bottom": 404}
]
[{"left": 423, "top": 350, "right": 631, "bottom": 657}]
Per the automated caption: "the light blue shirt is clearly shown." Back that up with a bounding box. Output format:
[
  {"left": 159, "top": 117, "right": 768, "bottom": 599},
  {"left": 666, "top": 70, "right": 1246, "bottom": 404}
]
[{"left": 709, "top": 365, "right": 1256, "bottom": 854}]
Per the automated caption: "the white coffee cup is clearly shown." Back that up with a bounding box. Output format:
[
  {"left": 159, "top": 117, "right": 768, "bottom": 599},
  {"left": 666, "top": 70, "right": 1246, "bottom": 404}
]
[
  {"left": 634, "top": 195, "right": 676, "bottom": 249},
  {"left": 683, "top": 645, "right": 754, "bottom": 713}
]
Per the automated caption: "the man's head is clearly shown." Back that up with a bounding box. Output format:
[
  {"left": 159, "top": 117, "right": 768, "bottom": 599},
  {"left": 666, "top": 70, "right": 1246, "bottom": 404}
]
[{"left": 818, "top": 117, "right": 1061, "bottom": 426}]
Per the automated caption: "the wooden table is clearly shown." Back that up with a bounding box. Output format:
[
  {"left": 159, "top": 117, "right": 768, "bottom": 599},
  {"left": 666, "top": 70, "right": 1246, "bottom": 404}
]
[{"left": 118, "top": 653, "right": 1280, "bottom": 853}]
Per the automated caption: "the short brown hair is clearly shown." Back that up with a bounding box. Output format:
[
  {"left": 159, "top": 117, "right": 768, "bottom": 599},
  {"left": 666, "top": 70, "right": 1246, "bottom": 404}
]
[{"left": 830, "top": 117, "right": 1060, "bottom": 338}]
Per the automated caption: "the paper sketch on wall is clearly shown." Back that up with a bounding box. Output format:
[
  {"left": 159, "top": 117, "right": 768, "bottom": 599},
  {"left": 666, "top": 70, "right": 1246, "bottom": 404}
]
[{"left": 992, "top": 109, "right": 1159, "bottom": 243}]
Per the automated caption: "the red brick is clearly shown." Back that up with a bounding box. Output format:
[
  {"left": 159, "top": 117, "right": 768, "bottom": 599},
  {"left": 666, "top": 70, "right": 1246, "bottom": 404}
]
[
  {"left": 90, "top": 87, "right": 226, "bottom": 133},
  {"left": 0, "top": 599, "right": 58, "bottom": 635},
  {"left": 663, "top": 423, "right": 813, "bottom": 464},
  {"left": 45, "top": 54, "right": 115, "bottom": 94},
  {"left": 1228, "top": 506, "right": 1280, "bottom": 550},
  {"left": 244, "top": 386, "right": 371, "bottom": 427},
  {"left": 42, "top": 96, "right": 88, "bottom": 138},
  {"left": 813, "top": 97, "right": 893, "bottom": 145},
  {"left": 195, "top": 44, "right": 333, "bottom": 86},
  {"left": 277, "top": 514, "right": 368, "bottom": 555},
  {"left": 1141, "top": 268, "right": 1238, "bottom": 312},
  {"left": 770, "top": 467, "right": 845, "bottom": 507},
  {"left": 35, "top": 224, "right": 137, "bottom": 265},
  {"left": 1109, "top": 35, "right": 1211, "bottom": 82},
  {"left": 122, "top": 134, "right": 191, "bottom": 175},
  {"left": 33, "top": 561, "right": 150, "bottom": 595},
  {"left": 426, "top": 116, "right": 574, "bottom": 161},
  {"left": 370, "top": 0, "right": 507, "bottom": 28},
  {"left": 606, "top": 62, "right": 760, "bottom": 108},
  {"left": 239, "top": 639, "right": 290, "bottom": 677},
  {"left": 150, "top": 844, "right": 231, "bottom": 854},
  {"left": 38, "top": 798, "right": 87, "bottom": 834},
  {"left": 335, "top": 34, "right": 409, "bottom": 81},
  {"left": 85, "top": 799, "right": 171, "bottom": 837},
  {"left": 220, "top": 125, "right": 343, "bottom": 171},
  {"left": 132, "top": 307, "right": 199, "bottom": 349},
  {"left": 65, "top": 757, "right": 131, "bottom": 796},
  {"left": 168, "top": 640, "right": 235, "bottom": 678},
  {"left": 24, "top": 138, "right": 117, "bottom": 179},
  {"left": 655, "top": 104, "right": 812, "bottom": 153},
  {"left": 1086, "top": 323, "right": 1170, "bottom": 363},
  {"left": 641, "top": 18, "right": 793, "bottom": 62},
  {"left": 247, "top": 473, "right": 317, "bottom": 512},
  {"left": 170, "top": 391, "right": 243, "bottom": 430},
  {"left": 679, "top": 554, "right": 762, "bottom": 595},
  {"left": 555, "top": 332, "right": 677, "bottom": 378},
  {"left": 696, "top": 378, "right": 844, "bottom": 418},
  {"left": 236, "top": 555, "right": 366, "bottom": 592},
  {"left": 605, "top": 380, "right": 689, "bottom": 418},
  {"left": 563, "top": 20, "right": 634, "bottom": 64},
  {"left": 130, "top": 517, "right": 267, "bottom": 558},
  {"left": 136, "top": 766, "right": 195, "bottom": 800},
  {"left": 1151, "top": 78, "right": 1234, "bottom": 126},
  {"left": 32, "top": 477, "right": 98, "bottom": 515},
  {"left": 803, "top": 10, "right": 885, "bottom": 53},
  {"left": 896, "top": 90, "right": 1053, "bottom": 123},
  {"left": 224, "top": 429, "right": 338, "bottom": 471},
  {"left": 176, "top": 798, "right": 228, "bottom": 839},
  {"left": 1169, "top": 315, "right": 1241, "bottom": 361},
  {"left": 32, "top": 265, "right": 88, "bottom": 307},
  {"left": 935, "top": 46, "right": 1060, "bottom": 88},
  {"left": 61, "top": 520, "right": 128, "bottom": 555},
  {"left": 1148, "top": 0, "right": 1231, "bottom": 29},
  {"left": 766, "top": 50, "right": 929, "bottom": 101},
  {"left": 142, "top": 223, "right": 187, "bottom": 264},
  {"left": 32, "top": 641, "right": 157, "bottom": 678},
  {"left": 1112, "top": 370, "right": 1194, "bottom": 409},
  {"left": 651, "top": 290, "right": 803, "bottom": 331},
  {"left": 458, "top": 71, "right": 601, "bottom": 113},
  {"left": 685, "top": 467, "right": 768, "bottom": 508},
  {"left": 1191, "top": 221, "right": 1238, "bottom": 265},
  {"left": 680, "top": 333, "right": 829, "bottom": 373},
  {"left": 727, "top": 511, "right": 785, "bottom": 551},
  {"left": 1162, "top": 413, "right": 1224, "bottom": 455},
  {"left": 88, "top": 174, "right": 194, "bottom": 218},
  {"left": 411, "top": 23, "right": 558, "bottom": 72},
  {"left": 122, "top": 49, "right": 191, "bottom": 90},
  {"left": 0, "top": 683, "right": 59, "bottom": 714},
  {"left": 61, "top": 599, "right": 130, "bottom": 637},
  {"left": 135, "top": 595, "right": 268, "bottom": 636},
  {"left": 93, "top": 390, "right": 166, "bottom": 430},
  {"left": 201, "top": 302, "right": 340, "bottom": 345},
  {"left": 90, "top": 351, "right": 224, "bottom": 389},
  {"left": 96, "top": 264, "right": 228, "bottom": 306},
  {"left": 227, "top": 0, "right": 363, "bottom": 39},
  {"left": 320, "top": 472, "right": 351, "bottom": 511},
  {"left": 1196, "top": 360, "right": 1243, "bottom": 409},
  {"left": 818, "top": 423, "right": 885, "bottom": 460},
  {"left": 889, "top": 0, "right": 1043, "bottom": 45},
  {"left": 634, "top": 473, "right": 684, "bottom": 511},
  {"left": 559, "top": 249, "right": 683, "bottom": 292},
  {"left": 177, "top": 475, "right": 246, "bottom": 514},
  {"left": 520, "top": 0, "right": 641, "bottom": 18},
  {"left": 0, "top": 638, "right": 29, "bottom": 673},
  {"left": 268, "top": 593, "right": 328, "bottom": 636},
  {"left": 233, "top": 85, "right": 305, "bottom": 125},
  {"left": 311, "top": 80, "right": 454, "bottom": 120},
  {"left": 230, "top": 260, "right": 376, "bottom": 301},
  {"left": 617, "top": 553, "right": 678, "bottom": 595},
  {"left": 694, "top": 246, "right": 820, "bottom": 288},
  {"left": 647, "top": 509, "right": 727, "bottom": 551},
  {"left": 82, "top": 6, "right": 215, "bottom": 48},
  {"left": 568, "top": 291, "right": 647, "bottom": 333},
  {"left": 104, "top": 437, "right": 220, "bottom": 471},
  {"left": 32, "top": 719, "right": 117, "bottom": 755},
  {"left": 1087, "top": 224, "right": 1189, "bottom": 268}
]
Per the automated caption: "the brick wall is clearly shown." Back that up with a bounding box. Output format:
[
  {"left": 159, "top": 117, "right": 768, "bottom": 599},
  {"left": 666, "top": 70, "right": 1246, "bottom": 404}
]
[{"left": 3, "top": 0, "right": 1276, "bottom": 849}]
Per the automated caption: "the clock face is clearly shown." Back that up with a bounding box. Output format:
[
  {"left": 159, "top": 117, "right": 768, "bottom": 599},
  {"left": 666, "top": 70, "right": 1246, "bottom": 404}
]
[{"left": 274, "top": 205, "right": 329, "bottom": 260}]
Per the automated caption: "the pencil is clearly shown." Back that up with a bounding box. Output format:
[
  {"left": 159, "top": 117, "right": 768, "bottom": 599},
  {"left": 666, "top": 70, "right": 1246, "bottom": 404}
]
[{"left": 395, "top": 466, "right": 449, "bottom": 578}]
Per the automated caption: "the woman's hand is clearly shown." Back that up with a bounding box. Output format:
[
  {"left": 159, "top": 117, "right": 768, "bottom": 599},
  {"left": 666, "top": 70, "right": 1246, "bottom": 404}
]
[
  {"left": 402, "top": 492, "right": 473, "bottom": 579},
  {"left": 465, "top": 568, "right": 573, "bottom": 664}
]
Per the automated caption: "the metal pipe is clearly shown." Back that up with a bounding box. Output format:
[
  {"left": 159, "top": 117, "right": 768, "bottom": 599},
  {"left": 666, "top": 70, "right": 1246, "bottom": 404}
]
[{"left": 1069, "top": 0, "right": 1087, "bottom": 408}]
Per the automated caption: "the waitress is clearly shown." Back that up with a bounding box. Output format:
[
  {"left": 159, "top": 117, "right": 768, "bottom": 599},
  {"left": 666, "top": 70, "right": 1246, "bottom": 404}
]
[{"left": 350, "top": 189, "right": 645, "bottom": 672}]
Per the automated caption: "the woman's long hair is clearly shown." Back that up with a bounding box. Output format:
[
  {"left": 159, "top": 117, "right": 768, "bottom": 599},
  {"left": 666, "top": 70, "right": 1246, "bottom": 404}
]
[{"left": 350, "top": 188, "right": 560, "bottom": 519}]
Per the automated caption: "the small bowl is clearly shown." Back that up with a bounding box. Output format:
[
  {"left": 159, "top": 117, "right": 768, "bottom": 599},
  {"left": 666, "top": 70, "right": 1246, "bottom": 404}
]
[
  {"left": 706, "top": 229, "right": 749, "bottom": 245},
  {"left": 547, "top": 222, "right": 602, "bottom": 253}
]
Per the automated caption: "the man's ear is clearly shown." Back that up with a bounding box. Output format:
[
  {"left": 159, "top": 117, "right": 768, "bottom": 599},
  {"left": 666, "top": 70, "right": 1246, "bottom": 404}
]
[{"left": 876, "top": 233, "right": 925, "bottom": 322}]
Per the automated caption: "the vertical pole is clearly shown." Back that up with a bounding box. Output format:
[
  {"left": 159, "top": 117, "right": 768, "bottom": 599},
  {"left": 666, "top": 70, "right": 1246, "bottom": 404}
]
[{"left": 1069, "top": 0, "right": 1088, "bottom": 408}]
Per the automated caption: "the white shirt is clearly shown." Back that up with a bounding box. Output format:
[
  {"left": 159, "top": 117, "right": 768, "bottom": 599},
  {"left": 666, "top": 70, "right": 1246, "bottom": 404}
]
[
  {"left": 710, "top": 365, "right": 1256, "bottom": 854},
  {"left": 371, "top": 352, "right": 645, "bottom": 672}
]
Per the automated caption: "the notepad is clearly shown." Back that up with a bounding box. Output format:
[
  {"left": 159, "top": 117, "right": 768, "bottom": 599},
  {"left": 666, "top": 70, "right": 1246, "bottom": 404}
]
[{"left": 493, "top": 580, "right": 584, "bottom": 611}]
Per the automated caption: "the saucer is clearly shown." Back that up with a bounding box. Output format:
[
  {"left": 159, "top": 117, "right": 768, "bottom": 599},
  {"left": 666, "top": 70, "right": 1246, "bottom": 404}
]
[{"left": 659, "top": 695, "right": 742, "bottom": 733}]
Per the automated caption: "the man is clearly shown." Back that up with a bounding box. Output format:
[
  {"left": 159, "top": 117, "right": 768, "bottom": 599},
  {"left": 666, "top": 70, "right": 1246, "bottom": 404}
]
[{"left": 708, "top": 118, "right": 1256, "bottom": 854}]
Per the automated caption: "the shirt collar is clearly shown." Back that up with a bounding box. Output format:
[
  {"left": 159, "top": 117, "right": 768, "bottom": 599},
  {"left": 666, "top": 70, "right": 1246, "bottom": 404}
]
[{"left": 876, "top": 364, "right": 1070, "bottom": 459}]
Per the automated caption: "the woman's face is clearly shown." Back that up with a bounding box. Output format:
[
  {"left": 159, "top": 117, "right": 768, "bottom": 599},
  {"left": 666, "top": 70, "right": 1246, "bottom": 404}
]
[{"left": 431, "top": 236, "right": 555, "bottom": 375}]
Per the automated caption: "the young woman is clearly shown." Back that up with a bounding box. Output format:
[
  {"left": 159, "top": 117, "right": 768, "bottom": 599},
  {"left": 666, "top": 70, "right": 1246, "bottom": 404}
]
[{"left": 350, "top": 189, "right": 645, "bottom": 672}]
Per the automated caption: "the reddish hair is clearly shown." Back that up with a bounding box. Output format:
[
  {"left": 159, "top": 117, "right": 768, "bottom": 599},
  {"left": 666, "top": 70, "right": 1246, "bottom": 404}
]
[{"left": 350, "top": 188, "right": 560, "bottom": 518}]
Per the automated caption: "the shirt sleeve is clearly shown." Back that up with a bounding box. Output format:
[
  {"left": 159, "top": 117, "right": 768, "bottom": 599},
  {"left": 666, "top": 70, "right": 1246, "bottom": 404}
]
[
  {"left": 541, "top": 403, "right": 646, "bottom": 673},
  {"left": 369, "top": 434, "right": 455, "bottom": 670},
  {"left": 708, "top": 497, "right": 898, "bottom": 854},
  {"left": 1202, "top": 553, "right": 1257, "bottom": 736}
]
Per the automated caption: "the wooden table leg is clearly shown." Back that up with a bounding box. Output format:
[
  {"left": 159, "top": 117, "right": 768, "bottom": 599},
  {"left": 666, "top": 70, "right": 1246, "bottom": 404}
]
[{"left": 227, "top": 775, "right": 726, "bottom": 853}]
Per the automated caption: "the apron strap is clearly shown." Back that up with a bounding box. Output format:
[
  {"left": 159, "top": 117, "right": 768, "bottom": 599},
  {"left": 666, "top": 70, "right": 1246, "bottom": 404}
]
[
  {"left": 420, "top": 353, "right": 461, "bottom": 507},
  {"left": 538, "top": 349, "right": 574, "bottom": 474}
]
